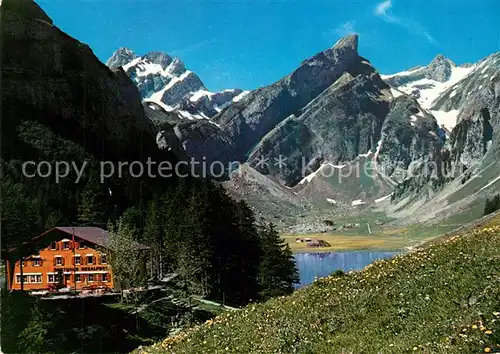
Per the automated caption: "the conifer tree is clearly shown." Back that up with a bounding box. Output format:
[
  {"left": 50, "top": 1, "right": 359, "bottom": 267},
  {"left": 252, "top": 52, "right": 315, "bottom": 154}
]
[
  {"left": 143, "top": 200, "right": 165, "bottom": 280},
  {"left": 0, "top": 178, "right": 38, "bottom": 254},
  {"left": 257, "top": 221, "right": 299, "bottom": 301},
  {"left": 78, "top": 171, "right": 110, "bottom": 226}
]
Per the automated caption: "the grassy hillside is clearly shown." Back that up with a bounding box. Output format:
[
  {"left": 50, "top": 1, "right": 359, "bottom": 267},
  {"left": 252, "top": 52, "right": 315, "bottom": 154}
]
[{"left": 137, "top": 215, "right": 500, "bottom": 353}]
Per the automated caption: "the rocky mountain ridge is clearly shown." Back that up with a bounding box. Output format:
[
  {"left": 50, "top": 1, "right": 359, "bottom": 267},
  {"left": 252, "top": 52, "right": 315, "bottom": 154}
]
[
  {"left": 112, "top": 34, "right": 499, "bottom": 226},
  {"left": 104, "top": 33, "right": 499, "bottom": 226}
]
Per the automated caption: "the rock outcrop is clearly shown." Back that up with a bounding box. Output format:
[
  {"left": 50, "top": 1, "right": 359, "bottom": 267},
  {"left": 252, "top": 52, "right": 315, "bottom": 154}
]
[
  {"left": 213, "top": 35, "right": 374, "bottom": 164},
  {"left": 246, "top": 70, "right": 391, "bottom": 186},
  {"left": 432, "top": 54, "right": 500, "bottom": 168},
  {"left": 1, "top": 0, "right": 162, "bottom": 162}
]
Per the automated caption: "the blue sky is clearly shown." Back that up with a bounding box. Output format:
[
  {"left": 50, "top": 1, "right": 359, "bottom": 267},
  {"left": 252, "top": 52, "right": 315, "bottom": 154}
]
[{"left": 38, "top": 0, "right": 499, "bottom": 92}]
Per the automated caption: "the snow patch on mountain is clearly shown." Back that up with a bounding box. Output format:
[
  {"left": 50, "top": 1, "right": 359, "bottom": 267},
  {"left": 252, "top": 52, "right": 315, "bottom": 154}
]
[
  {"left": 298, "top": 163, "right": 347, "bottom": 185},
  {"left": 429, "top": 110, "right": 460, "bottom": 130},
  {"left": 374, "top": 194, "right": 392, "bottom": 203},
  {"left": 385, "top": 65, "right": 474, "bottom": 110},
  {"left": 390, "top": 88, "right": 404, "bottom": 98},
  {"left": 326, "top": 198, "right": 337, "bottom": 204},
  {"left": 190, "top": 90, "right": 214, "bottom": 102},
  {"left": 233, "top": 91, "right": 250, "bottom": 102}
]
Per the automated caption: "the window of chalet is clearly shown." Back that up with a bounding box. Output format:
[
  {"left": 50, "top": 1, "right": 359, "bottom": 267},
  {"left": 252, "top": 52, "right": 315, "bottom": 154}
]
[
  {"left": 86, "top": 255, "right": 94, "bottom": 265},
  {"left": 55, "top": 256, "right": 63, "bottom": 266},
  {"left": 50, "top": 242, "right": 57, "bottom": 250},
  {"left": 102, "top": 273, "right": 109, "bottom": 282},
  {"left": 74, "top": 256, "right": 81, "bottom": 265},
  {"left": 17, "top": 274, "right": 43, "bottom": 284},
  {"left": 63, "top": 242, "right": 69, "bottom": 250},
  {"left": 48, "top": 274, "right": 56, "bottom": 283},
  {"left": 88, "top": 274, "right": 94, "bottom": 282},
  {"left": 100, "top": 254, "right": 107, "bottom": 264},
  {"left": 33, "top": 258, "right": 42, "bottom": 267},
  {"left": 16, "top": 275, "right": 43, "bottom": 284},
  {"left": 75, "top": 274, "right": 81, "bottom": 282}
]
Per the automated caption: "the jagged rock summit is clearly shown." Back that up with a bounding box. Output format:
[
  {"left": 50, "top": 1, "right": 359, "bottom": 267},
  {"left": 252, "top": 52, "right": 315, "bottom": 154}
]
[
  {"left": 106, "top": 47, "right": 138, "bottom": 69},
  {"left": 332, "top": 33, "right": 359, "bottom": 53},
  {"left": 426, "top": 54, "right": 457, "bottom": 82}
]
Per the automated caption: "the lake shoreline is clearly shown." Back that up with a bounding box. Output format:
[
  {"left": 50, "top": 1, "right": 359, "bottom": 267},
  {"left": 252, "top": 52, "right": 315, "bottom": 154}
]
[
  {"left": 293, "top": 250, "right": 399, "bottom": 288},
  {"left": 290, "top": 245, "right": 404, "bottom": 254},
  {"left": 282, "top": 232, "right": 412, "bottom": 254}
]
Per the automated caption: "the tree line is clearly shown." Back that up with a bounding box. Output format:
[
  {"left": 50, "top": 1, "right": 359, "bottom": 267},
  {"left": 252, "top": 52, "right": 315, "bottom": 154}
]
[{"left": 108, "top": 178, "right": 299, "bottom": 306}]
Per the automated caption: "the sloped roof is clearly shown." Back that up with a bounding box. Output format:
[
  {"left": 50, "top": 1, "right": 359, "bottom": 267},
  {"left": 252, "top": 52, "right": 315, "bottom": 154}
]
[
  {"left": 52, "top": 227, "right": 150, "bottom": 251},
  {"left": 6, "top": 226, "right": 150, "bottom": 257}
]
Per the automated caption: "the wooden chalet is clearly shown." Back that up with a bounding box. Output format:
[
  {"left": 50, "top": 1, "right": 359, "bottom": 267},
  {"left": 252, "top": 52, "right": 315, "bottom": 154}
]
[{"left": 5, "top": 227, "right": 149, "bottom": 294}]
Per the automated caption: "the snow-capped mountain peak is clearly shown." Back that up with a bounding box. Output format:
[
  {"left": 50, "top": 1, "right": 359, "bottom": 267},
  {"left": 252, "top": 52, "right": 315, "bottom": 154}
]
[
  {"left": 381, "top": 55, "right": 476, "bottom": 129},
  {"left": 106, "top": 49, "right": 245, "bottom": 120}
]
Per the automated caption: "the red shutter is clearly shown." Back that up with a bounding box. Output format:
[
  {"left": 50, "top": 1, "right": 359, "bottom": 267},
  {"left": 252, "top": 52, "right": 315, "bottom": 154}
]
[
  {"left": 61, "top": 257, "right": 65, "bottom": 266},
  {"left": 56, "top": 242, "right": 59, "bottom": 250},
  {"left": 53, "top": 258, "right": 57, "bottom": 266},
  {"left": 93, "top": 256, "right": 96, "bottom": 265},
  {"left": 72, "top": 257, "right": 75, "bottom": 266},
  {"left": 39, "top": 259, "right": 43, "bottom": 266}
]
